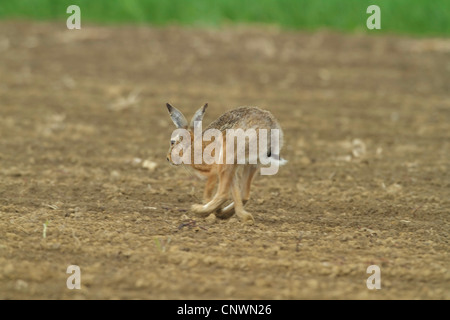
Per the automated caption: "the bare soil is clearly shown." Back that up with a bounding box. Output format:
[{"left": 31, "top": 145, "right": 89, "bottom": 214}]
[{"left": 0, "top": 21, "right": 449, "bottom": 299}]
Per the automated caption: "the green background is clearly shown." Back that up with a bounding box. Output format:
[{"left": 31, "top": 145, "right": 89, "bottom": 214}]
[{"left": 0, "top": 0, "right": 449, "bottom": 36}]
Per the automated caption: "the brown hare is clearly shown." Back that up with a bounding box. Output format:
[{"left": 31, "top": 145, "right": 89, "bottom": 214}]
[{"left": 165, "top": 103, "right": 286, "bottom": 222}]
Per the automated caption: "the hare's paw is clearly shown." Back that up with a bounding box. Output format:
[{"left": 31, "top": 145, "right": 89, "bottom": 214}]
[
  {"left": 191, "top": 203, "right": 205, "bottom": 213},
  {"left": 236, "top": 210, "right": 255, "bottom": 224},
  {"left": 191, "top": 203, "right": 211, "bottom": 217},
  {"left": 215, "top": 208, "right": 235, "bottom": 220},
  {"left": 215, "top": 203, "right": 236, "bottom": 220}
]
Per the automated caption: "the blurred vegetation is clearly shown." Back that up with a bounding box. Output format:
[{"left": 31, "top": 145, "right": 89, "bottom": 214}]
[{"left": 0, "top": 0, "right": 449, "bottom": 36}]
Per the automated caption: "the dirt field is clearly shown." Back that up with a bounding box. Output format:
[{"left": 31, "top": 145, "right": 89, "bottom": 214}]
[{"left": 0, "top": 21, "right": 449, "bottom": 300}]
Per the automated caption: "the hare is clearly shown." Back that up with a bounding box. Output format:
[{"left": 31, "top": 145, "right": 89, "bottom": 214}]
[{"left": 165, "top": 103, "right": 286, "bottom": 222}]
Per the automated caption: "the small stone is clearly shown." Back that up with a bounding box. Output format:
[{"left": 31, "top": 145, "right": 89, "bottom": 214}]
[
  {"left": 14, "top": 279, "right": 28, "bottom": 291},
  {"left": 256, "top": 199, "right": 265, "bottom": 205},
  {"left": 205, "top": 214, "right": 216, "bottom": 224},
  {"left": 142, "top": 160, "right": 157, "bottom": 172},
  {"left": 135, "top": 278, "right": 147, "bottom": 288},
  {"left": 131, "top": 158, "right": 142, "bottom": 166},
  {"left": 352, "top": 139, "right": 366, "bottom": 158},
  {"left": 376, "top": 147, "right": 383, "bottom": 157},
  {"left": 228, "top": 217, "right": 238, "bottom": 224},
  {"left": 386, "top": 183, "right": 402, "bottom": 194},
  {"left": 110, "top": 170, "right": 121, "bottom": 180}
]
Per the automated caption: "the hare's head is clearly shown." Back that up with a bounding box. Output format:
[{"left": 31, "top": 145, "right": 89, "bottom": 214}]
[{"left": 165, "top": 103, "right": 208, "bottom": 165}]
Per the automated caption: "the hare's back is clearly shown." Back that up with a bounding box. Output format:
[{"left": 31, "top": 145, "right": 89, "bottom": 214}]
[{"left": 205, "top": 107, "right": 280, "bottom": 132}]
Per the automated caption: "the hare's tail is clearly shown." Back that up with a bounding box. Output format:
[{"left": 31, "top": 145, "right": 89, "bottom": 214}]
[{"left": 267, "top": 153, "right": 288, "bottom": 166}]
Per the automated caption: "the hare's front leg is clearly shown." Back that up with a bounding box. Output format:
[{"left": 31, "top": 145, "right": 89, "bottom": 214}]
[
  {"left": 241, "top": 165, "right": 258, "bottom": 203},
  {"left": 230, "top": 174, "right": 254, "bottom": 222},
  {"left": 191, "top": 165, "right": 235, "bottom": 217}
]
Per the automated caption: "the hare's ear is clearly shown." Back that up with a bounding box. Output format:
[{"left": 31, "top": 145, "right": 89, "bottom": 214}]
[
  {"left": 166, "top": 103, "right": 188, "bottom": 128},
  {"left": 189, "top": 103, "right": 208, "bottom": 129}
]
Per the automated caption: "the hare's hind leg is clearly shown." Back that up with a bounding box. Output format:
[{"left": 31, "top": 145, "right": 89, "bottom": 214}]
[
  {"left": 215, "top": 165, "right": 257, "bottom": 219},
  {"left": 191, "top": 165, "right": 235, "bottom": 217},
  {"left": 215, "top": 201, "right": 235, "bottom": 219},
  {"left": 203, "top": 174, "right": 217, "bottom": 202}
]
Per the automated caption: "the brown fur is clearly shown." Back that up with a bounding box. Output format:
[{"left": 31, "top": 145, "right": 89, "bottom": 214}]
[{"left": 166, "top": 104, "right": 284, "bottom": 222}]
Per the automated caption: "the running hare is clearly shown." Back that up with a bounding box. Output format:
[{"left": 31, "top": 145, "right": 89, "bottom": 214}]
[{"left": 165, "top": 103, "right": 286, "bottom": 222}]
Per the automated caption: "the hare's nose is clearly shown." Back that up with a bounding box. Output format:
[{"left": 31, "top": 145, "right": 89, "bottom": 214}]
[{"left": 166, "top": 157, "right": 170, "bottom": 162}]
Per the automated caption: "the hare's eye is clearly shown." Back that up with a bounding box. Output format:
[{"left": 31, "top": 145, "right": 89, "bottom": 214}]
[{"left": 170, "top": 140, "right": 175, "bottom": 145}]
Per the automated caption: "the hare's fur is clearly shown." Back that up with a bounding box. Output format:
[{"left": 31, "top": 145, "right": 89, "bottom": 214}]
[{"left": 166, "top": 103, "right": 285, "bottom": 222}]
